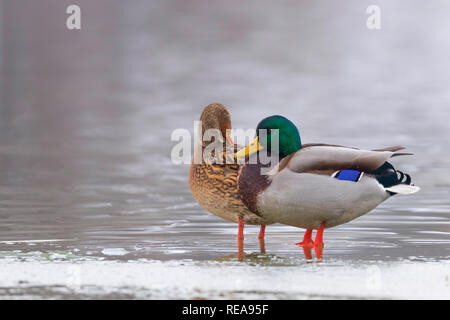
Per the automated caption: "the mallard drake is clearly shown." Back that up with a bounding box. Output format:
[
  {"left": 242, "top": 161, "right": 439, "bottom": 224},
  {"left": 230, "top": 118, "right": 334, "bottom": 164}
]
[
  {"left": 235, "top": 115, "right": 420, "bottom": 250},
  {"left": 189, "top": 104, "right": 274, "bottom": 257}
]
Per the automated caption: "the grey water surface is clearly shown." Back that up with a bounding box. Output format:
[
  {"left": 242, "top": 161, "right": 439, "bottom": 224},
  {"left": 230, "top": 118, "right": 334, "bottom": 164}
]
[{"left": 0, "top": 0, "right": 449, "bottom": 299}]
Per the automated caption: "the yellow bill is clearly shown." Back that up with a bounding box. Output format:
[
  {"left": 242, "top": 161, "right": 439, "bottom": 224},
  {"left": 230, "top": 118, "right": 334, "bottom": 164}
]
[{"left": 235, "top": 137, "right": 263, "bottom": 159}]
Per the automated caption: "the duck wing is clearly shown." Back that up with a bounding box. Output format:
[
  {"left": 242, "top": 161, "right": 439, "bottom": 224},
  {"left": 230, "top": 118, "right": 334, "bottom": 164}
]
[{"left": 280, "top": 144, "right": 409, "bottom": 174}]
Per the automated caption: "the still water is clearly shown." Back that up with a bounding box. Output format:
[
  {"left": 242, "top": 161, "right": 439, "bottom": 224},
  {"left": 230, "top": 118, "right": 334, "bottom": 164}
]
[{"left": 0, "top": 0, "right": 449, "bottom": 299}]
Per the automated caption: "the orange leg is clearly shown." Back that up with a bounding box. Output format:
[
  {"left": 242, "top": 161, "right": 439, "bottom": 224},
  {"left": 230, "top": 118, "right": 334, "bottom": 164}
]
[
  {"left": 238, "top": 219, "right": 245, "bottom": 241},
  {"left": 314, "top": 245, "right": 323, "bottom": 260},
  {"left": 295, "top": 229, "right": 314, "bottom": 247},
  {"left": 237, "top": 219, "right": 245, "bottom": 259},
  {"left": 301, "top": 245, "right": 313, "bottom": 260},
  {"left": 258, "top": 225, "right": 266, "bottom": 240},
  {"left": 258, "top": 225, "right": 266, "bottom": 254},
  {"left": 314, "top": 222, "right": 325, "bottom": 248}
]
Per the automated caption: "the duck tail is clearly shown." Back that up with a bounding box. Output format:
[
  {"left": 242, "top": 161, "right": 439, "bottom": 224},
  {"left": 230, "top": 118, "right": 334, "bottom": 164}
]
[{"left": 370, "top": 162, "right": 420, "bottom": 195}]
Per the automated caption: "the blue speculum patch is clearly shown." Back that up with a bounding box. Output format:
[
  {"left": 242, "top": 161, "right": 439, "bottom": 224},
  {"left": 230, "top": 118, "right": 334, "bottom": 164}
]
[{"left": 335, "top": 170, "right": 361, "bottom": 182}]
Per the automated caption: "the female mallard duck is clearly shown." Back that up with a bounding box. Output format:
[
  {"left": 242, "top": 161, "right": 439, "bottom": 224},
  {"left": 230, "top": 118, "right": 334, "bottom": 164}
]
[
  {"left": 235, "top": 115, "right": 419, "bottom": 250},
  {"left": 189, "top": 104, "right": 274, "bottom": 256}
]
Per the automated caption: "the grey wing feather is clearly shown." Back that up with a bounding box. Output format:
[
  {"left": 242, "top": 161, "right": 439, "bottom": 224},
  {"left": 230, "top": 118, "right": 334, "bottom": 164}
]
[
  {"left": 372, "top": 146, "right": 406, "bottom": 152},
  {"left": 285, "top": 145, "right": 399, "bottom": 173}
]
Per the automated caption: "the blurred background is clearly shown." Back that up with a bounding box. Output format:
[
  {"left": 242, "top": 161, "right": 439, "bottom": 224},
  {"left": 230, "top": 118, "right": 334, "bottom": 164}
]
[{"left": 0, "top": 0, "right": 449, "bottom": 262}]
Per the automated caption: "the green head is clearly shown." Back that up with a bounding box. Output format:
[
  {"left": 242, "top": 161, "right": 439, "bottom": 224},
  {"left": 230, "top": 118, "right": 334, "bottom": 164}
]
[
  {"left": 235, "top": 115, "right": 302, "bottom": 160},
  {"left": 256, "top": 115, "right": 302, "bottom": 159}
]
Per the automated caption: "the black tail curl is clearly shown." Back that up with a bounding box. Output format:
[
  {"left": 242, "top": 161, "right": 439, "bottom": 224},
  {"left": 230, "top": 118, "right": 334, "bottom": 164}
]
[{"left": 369, "top": 161, "right": 413, "bottom": 190}]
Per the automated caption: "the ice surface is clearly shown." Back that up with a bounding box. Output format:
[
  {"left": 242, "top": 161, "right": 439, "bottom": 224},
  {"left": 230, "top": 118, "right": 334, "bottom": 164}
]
[
  {"left": 101, "top": 248, "right": 130, "bottom": 256},
  {"left": 0, "top": 253, "right": 449, "bottom": 299}
]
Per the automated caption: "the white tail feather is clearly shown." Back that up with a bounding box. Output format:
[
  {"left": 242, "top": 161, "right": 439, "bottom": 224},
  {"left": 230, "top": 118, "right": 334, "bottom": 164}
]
[{"left": 385, "top": 184, "right": 420, "bottom": 195}]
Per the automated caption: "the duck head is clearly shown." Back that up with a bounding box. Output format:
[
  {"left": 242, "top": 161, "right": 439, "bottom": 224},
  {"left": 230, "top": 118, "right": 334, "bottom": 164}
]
[
  {"left": 199, "top": 103, "right": 232, "bottom": 148},
  {"left": 235, "top": 115, "right": 302, "bottom": 160}
]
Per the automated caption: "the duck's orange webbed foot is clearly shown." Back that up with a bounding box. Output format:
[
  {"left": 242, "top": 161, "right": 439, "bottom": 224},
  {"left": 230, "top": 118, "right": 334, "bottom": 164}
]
[
  {"left": 295, "top": 229, "right": 314, "bottom": 247},
  {"left": 296, "top": 223, "right": 325, "bottom": 260}
]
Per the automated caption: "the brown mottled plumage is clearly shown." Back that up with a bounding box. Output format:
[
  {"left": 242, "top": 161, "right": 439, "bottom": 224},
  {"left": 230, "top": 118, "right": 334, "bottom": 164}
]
[{"left": 188, "top": 103, "right": 273, "bottom": 225}]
